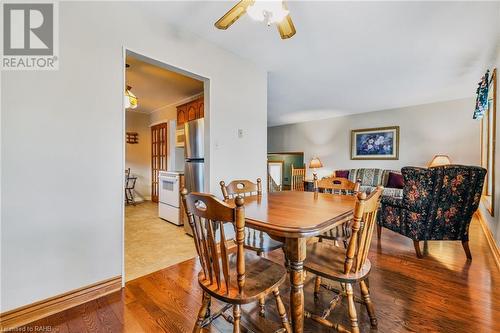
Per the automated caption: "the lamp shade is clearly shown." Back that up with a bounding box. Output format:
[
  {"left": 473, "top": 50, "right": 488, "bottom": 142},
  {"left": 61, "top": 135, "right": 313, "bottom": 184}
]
[
  {"left": 125, "top": 86, "right": 138, "bottom": 109},
  {"left": 428, "top": 155, "right": 451, "bottom": 168},
  {"left": 309, "top": 157, "right": 323, "bottom": 169}
]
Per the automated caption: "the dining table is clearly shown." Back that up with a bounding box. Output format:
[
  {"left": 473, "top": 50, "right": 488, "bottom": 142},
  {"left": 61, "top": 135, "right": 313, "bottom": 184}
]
[{"left": 240, "top": 191, "right": 357, "bottom": 333}]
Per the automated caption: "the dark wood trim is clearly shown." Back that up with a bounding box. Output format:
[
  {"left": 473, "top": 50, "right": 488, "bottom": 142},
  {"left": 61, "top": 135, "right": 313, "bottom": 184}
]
[
  {"left": 0, "top": 276, "right": 122, "bottom": 331},
  {"left": 268, "top": 152, "right": 304, "bottom": 156}
]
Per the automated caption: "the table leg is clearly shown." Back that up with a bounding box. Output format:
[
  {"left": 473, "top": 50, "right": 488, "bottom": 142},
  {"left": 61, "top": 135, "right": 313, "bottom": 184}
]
[{"left": 286, "top": 238, "right": 307, "bottom": 333}]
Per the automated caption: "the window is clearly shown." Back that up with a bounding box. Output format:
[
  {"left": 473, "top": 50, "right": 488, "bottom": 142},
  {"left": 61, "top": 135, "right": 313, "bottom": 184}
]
[{"left": 480, "top": 68, "right": 497, "bottom": 216}]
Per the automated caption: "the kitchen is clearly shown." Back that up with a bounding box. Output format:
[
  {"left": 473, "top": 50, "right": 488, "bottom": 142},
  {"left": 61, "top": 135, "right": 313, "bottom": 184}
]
[{"left": 124, "top": 51, "right": 207, "bottom": 281}]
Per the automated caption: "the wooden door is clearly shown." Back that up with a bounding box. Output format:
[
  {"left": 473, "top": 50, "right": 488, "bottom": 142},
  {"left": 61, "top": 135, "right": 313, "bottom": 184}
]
[{"left": 151, "top": 123, "right": 168, "bottom": 202}]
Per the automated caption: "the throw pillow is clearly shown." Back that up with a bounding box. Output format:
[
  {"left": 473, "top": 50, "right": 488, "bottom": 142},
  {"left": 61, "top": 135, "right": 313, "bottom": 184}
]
[
  {"left": 335, "top": 170, "right": 349, "bottom": 179},
  {"left": 387, "top": 172, "right": 404, "bottom": 189}
]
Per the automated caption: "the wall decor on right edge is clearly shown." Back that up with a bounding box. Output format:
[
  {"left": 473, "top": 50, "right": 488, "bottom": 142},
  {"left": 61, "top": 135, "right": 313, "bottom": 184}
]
[{"left": 351, "top": 126, "right": 399, "bottom": 160}]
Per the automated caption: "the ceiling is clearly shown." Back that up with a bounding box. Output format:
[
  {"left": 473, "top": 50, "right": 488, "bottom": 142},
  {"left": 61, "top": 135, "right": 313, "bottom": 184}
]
[
  {"left": 125, "top": 55, "right": 203, "bottom": 114},
  {"left": 137, "top": 1, "right": 500, "bottom": 126}
]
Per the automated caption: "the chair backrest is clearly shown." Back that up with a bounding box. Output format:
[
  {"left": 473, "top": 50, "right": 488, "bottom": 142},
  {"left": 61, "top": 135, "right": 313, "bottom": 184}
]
[
  {"left": 181, "top": 189, "right": 246, "bottom": 294},
  {"left": 125, "top": 176, "right": 137, "bottom": 189},
  {"left": 220, "top": 178, "right": 262, "bottom": 200},
  {"left": 291, "top": 164, "right": 306, "bottom": 191},
  {"left": 401, "top": 165, "right": 486, "bottom": 240},
  {"left": 315, "top": 176, "right": 360, "bottom": 195},
  {"left": 345, "top": 186, "right": 383, "bottom": 274}
]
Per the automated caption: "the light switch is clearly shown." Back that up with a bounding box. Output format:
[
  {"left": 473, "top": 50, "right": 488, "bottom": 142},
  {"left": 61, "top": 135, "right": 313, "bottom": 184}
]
[{"left": 238, "top": 129, "right": 243, "bottom": 138}]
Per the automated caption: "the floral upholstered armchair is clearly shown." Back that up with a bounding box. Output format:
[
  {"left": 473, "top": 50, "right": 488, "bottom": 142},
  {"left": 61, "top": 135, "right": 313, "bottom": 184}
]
[{"left": 377, "top": 165, "right": 486, "bottom": 259}]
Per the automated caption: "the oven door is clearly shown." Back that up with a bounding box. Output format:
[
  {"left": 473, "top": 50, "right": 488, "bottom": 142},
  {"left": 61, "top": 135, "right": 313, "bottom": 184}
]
[{"left": 159, "top": 175, "right": 179, "bottom": 207}]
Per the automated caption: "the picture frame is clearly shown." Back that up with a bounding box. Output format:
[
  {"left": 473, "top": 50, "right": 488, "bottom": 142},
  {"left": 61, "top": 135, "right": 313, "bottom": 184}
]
[{"left": 351, "top": 126, "right": 399, "bottom": 160}]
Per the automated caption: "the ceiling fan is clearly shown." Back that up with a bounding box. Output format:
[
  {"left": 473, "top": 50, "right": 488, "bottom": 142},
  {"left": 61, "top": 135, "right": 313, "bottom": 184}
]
[{"left": 215, "top": 0, "right": 296, "bottom": 39}]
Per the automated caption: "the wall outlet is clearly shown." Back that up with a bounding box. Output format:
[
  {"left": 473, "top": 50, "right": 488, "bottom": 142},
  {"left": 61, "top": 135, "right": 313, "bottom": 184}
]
[{"left": 238, "top": 129, "right": 243, "bottom": 138}]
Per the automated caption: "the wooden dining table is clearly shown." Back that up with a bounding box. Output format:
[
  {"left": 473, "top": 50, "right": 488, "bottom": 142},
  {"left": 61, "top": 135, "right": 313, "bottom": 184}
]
[{"left": 240, "top": 191, "right": 356, "bottom": 333}]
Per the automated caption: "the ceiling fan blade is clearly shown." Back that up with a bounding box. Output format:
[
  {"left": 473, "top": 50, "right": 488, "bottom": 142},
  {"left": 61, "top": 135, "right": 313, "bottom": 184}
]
[
  {"left": 215, "top": 0, "right": 254, "bottom": 30},
  {"left": 277, "top": 14, "right": 296, "bottom": 39}
]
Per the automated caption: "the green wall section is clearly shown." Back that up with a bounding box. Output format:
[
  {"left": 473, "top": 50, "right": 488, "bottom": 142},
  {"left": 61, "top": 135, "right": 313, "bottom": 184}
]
[{"left": 268, "top": 153, "right": 304, "bottom": 187}]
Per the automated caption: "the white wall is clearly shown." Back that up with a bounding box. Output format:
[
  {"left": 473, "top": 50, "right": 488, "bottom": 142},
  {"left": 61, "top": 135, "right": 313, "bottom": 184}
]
[
  {"left": 268, "top": 98, "right": 480, "bottom": 178},
  {"left": 125, "top": 112, "right": 151, "bottom": 200},
  {"left": 1, "top": 2, "right": 267, "bottom": 312}
]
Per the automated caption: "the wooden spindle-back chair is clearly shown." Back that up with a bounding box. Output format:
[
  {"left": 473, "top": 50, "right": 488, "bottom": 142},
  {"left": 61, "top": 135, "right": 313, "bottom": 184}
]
[
  {"left": 181, "top": 189, "right": 291, "bottom": 333},
  {"left": 304, "top": 187, "right": 383, "bottom": 333},
  {"left": 315, "top": 176, "right": 360, "bottom": 195},
  {"left": 291, "top": 164, "right": 306, "bottom": 191},
  {"left": 315, "top": 176, "right": 360, "bottom": 247},
  {"left": 220, "top": 178, "right": 284, "bottom": 316}
]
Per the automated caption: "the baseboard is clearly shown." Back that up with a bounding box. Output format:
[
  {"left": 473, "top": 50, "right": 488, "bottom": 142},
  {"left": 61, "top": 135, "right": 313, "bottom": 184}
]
[
  {"left": 0, "top": 276, "right": 122, "bottom": 331},
  {"left": 476, "top": 211, "right": 500, "bottom": 271}
]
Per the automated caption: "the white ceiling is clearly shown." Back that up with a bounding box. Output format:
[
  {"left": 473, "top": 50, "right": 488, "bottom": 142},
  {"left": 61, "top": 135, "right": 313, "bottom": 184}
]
[
  {"left": 125, "top": 55, "right": 203, "bottom": 114},
  {"left": 138, "top": 1, "right": 500, "bottom": 126}
]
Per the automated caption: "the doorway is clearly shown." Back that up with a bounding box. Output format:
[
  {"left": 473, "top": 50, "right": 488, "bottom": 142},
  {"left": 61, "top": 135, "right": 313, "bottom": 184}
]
[
  {"left": 123, "top": 49, "right": 208, "bottom": 282},
  {"left": 267, "top": 152, "right": 304, "bottom": 190}
]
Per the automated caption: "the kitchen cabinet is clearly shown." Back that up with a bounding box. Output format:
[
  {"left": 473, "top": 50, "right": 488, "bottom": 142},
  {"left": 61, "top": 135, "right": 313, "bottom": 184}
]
[{"left": 176, "top": 96, "right": 204, "bottom": 126}]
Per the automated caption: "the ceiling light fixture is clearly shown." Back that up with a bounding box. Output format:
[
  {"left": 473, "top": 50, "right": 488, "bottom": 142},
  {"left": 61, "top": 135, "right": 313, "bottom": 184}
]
[
  {"left": 215, "top": 0, "right": 296, "bottom": 39},
  {"left": 125, "top": 85, "right": 138, "bottom": 109},
  {"left": 246, "top": 0, "right": 289, "bottom": 26}
]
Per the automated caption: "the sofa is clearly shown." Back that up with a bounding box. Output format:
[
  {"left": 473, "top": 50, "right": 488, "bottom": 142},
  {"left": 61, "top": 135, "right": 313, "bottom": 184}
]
[
  {"left": 377, "top": 165, "right": 486, "bottom": 259},
  {"left": 334, "top": 168, "right": 404, "bottom": 198}
]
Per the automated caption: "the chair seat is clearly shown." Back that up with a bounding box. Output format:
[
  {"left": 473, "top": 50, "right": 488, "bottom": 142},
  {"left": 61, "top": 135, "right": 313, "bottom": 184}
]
[
  {"left": 244, "top": 228, "right": 283, "bottom": 253},
  {"left": 198, "top": 252, "right": 287, "bottom": 304},
  {"left": 304, "top": 242, "right": 371, "bottom": 283}
]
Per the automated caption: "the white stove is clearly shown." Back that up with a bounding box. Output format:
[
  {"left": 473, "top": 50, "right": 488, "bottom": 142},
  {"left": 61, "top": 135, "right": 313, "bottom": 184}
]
[{"left": 158, "top": 171, "right": 183, "bottom": 225}]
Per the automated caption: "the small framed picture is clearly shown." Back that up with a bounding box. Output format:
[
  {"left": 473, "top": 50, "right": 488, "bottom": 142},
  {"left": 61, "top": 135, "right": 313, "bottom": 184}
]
[{"left": 351, "top": 126, "right": 399, "bottom": 160}]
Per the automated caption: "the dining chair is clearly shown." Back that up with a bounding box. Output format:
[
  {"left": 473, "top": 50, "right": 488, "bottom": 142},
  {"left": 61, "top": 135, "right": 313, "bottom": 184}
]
[
  {"left": 220, "top": 178, "right": 284, "bottom": 316},
  {"left": 291, "top": 164, "right": 306, "bottom": 191},
  {"left": 180, "top": 189, "right": 291, "bottom": 333},
  {"left": 315, "top": 176, "right": 360, "bottom": 247},
  {"left": 304, "top": 187, "right": 383, "bottom": 333}
]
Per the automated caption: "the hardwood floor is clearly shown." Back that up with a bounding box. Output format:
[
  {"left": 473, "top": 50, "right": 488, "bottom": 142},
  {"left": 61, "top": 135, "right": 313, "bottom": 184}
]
[{"left": 20, "top": 215, "right": 500, "bottom": 332}]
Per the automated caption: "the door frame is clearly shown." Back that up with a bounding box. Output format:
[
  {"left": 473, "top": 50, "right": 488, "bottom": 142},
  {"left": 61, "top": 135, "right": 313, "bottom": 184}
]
[
  {"left": 267, "top": 160, "right": 284, "bottom": 191},
  {"left": 122, "top": 47, "right": 210, "bottom": 286}
]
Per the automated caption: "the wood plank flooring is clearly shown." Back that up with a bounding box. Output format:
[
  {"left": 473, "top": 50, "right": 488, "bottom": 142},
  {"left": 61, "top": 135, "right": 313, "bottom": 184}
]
[{"left": 20, "top": 215, "right": 500, "bottom": 332}]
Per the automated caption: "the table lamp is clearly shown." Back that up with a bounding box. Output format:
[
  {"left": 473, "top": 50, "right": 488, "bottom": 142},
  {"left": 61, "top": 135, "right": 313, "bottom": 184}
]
[
  {"left": 309, "top": 157, "right": 323, "bottom": 178},
  {"left": 428, "top": 155, "right": 451, "bottom": 168}
]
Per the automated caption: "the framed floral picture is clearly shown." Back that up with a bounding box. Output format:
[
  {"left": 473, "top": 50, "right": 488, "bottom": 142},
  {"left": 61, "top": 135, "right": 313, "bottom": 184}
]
[{"left": 351, "top": 126, "right": 399, "bottom": 160}]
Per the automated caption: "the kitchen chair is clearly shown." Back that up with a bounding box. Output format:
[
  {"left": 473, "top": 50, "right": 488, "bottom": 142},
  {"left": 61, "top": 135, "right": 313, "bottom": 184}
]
[
  {"left": 180, "top": 189, "right": 291, "bottom": 333},
  {"left": 304, "top": 187, "right": 383, "bottom": 333},
  {"left": 315, "top": 176, "right": 360, "bottom": 247},
  {"left": 125, "top": 170, "right": 137, "bottom": 206},
  {"left": 291, "top": 164, "right": 306, "bottom": 191},
  {"left": 220, "top": 178, "right": 284, "bottom": 316}
]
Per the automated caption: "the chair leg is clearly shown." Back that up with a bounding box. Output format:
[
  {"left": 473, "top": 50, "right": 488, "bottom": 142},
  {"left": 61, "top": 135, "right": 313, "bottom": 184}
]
[
  {"left": 193, "top": 292, "right": 210, "bottom": 333},
  {"left": 272, "top": 288, "right": 292, "bottom": 333},
  {"left": 359, "top": 280, "right": 377, "bottom": 328},
  {"left": 205, "top": 298, "right": 211, "bottom": 319},
  {"left": 377, "top": 224, "right": 382, "bottom": 239},
  {"left": 259, "top": 296, "right": 265, "bottom": 317},
  {"left": 462, "top": 240, "right": 472, "bottom": 260},
  {"left": 346, "top": 283, "right": 360, "bottom": 333},
  {"left": 413, "top": 240, "right": 423, "bottom": 258},
  {"left": 314, "top": 276, "right": 321, "bottom": 300},
  {"left": 233, "top": 305, "right": 241, "bottom": 333}
]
